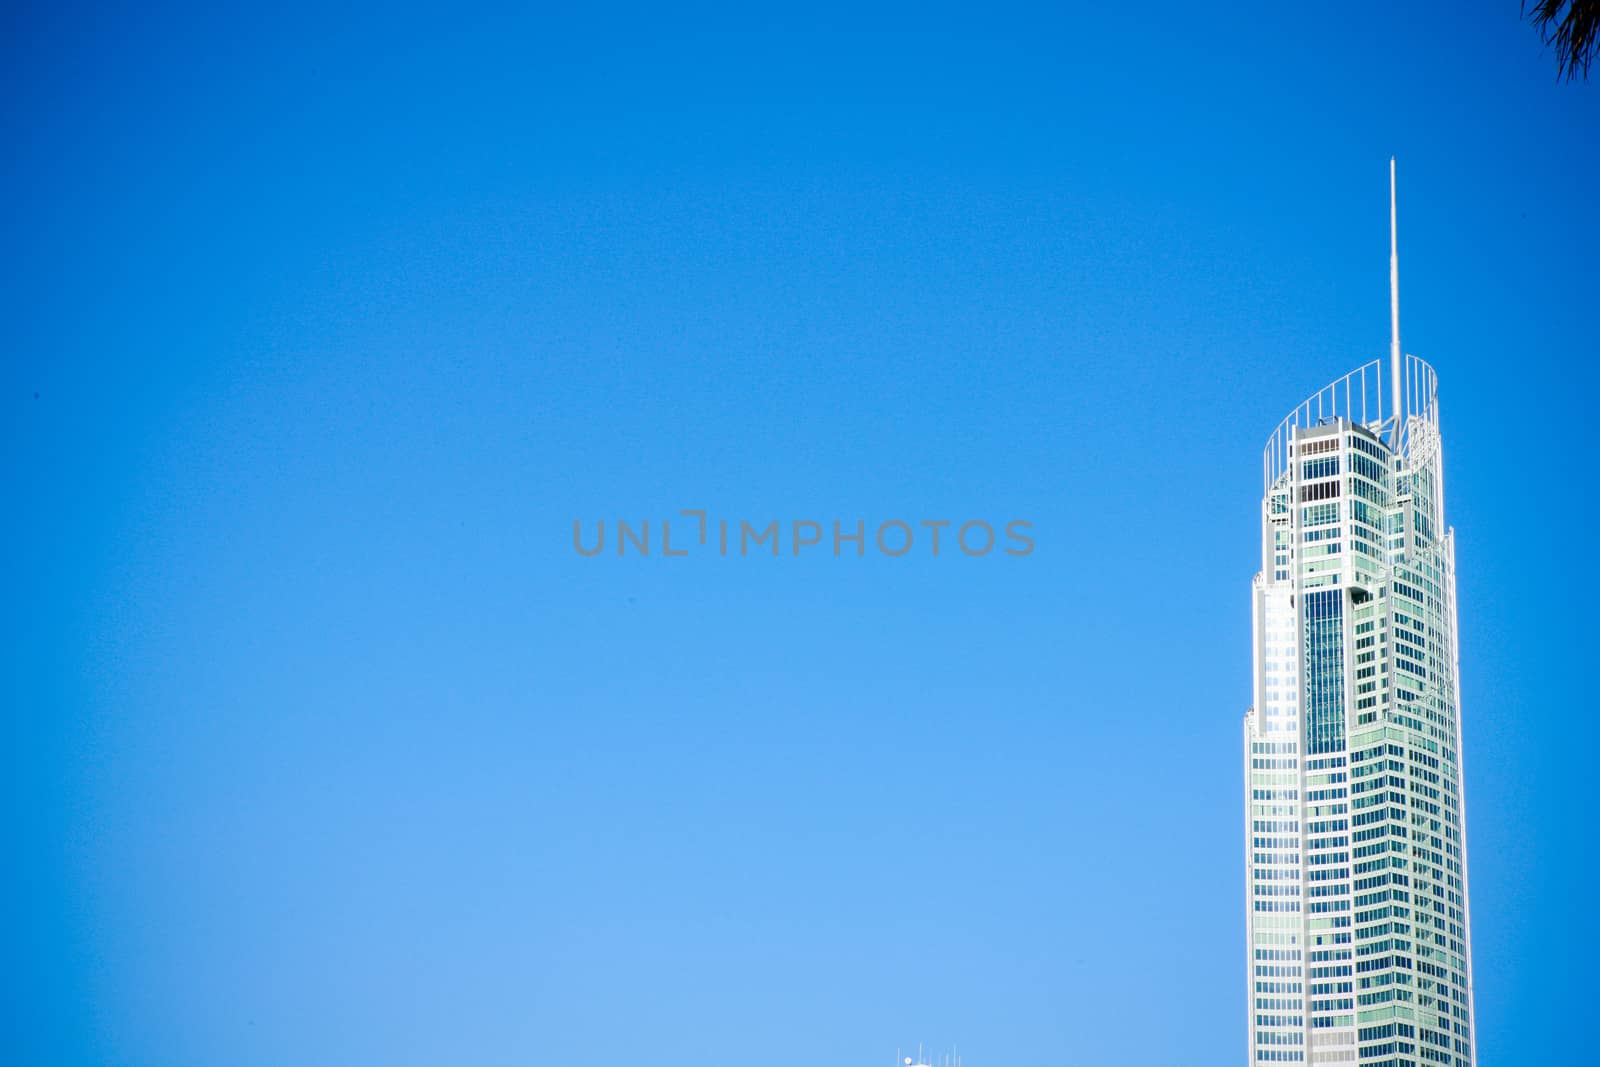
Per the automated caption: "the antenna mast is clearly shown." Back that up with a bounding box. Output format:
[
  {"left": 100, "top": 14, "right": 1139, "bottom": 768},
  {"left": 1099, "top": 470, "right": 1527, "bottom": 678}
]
[{"left": 1389, "top": 157, "right": 1403, "bottom": 443}]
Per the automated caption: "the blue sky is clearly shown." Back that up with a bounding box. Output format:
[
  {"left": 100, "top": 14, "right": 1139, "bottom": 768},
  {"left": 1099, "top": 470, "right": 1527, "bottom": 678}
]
[{"left": 3, "top": 3, "right": 1595, "bottom": 1064}]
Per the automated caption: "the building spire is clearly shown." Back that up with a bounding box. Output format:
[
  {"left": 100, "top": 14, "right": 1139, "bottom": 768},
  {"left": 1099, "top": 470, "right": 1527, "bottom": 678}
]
[{"left": 1390, "top": 157, "right": 1402, "bottom": 442}]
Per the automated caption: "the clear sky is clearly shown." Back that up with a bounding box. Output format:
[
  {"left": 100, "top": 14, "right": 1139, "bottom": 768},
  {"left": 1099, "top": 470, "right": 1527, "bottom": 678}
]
[{"left": 4, "top": 3, "right": 1595, "bottom": 1064}]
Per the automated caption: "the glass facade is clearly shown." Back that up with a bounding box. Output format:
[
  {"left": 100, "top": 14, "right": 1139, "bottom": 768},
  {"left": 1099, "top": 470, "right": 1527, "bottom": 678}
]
[
  {"left": 1245, "top": 358, "right": 1475, "bottom": 1067},
  {"left": 1302, "top": 590, "right": 1346, "bottom": 757}
]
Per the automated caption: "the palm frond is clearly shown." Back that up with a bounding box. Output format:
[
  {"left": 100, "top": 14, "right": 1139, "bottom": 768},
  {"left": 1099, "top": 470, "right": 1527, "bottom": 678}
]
[{"left": 1525, "top": 0, "right": 1600, "bottom": 81}]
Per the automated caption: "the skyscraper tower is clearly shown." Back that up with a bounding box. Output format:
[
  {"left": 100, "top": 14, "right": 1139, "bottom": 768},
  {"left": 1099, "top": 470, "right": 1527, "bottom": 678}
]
[{"left": 1243, "top": 162, "right": 1476, "bottom": 1066}]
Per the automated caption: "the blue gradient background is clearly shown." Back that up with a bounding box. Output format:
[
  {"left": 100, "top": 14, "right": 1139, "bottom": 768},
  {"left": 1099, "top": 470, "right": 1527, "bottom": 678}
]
[{"left": 4, "top": 3, "right": 1594, "bottom": 1064}]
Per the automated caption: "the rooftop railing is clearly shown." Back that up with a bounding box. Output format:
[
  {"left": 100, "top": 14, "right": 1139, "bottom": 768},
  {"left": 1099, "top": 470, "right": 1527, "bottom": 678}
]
[{"left": 1262, "top": 356, "right": 1438, "bottom": 493}]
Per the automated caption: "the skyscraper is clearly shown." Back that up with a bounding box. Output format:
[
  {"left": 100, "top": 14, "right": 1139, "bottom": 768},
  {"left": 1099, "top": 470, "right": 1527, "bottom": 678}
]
[{"left": 1243, "top": 162, "right": 1476, "bottom": 1066}]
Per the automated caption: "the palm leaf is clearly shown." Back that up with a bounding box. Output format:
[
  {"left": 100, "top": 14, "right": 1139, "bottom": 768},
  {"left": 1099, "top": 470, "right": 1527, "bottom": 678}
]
[{"left": 1526, "top": 0, "right": 1600, "bottom": 81}]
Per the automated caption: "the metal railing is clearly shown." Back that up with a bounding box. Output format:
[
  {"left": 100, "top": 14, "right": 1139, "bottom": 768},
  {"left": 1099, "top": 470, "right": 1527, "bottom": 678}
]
[{"left": 1262, "top": 356, "right": 1438, "bottom": 493}]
